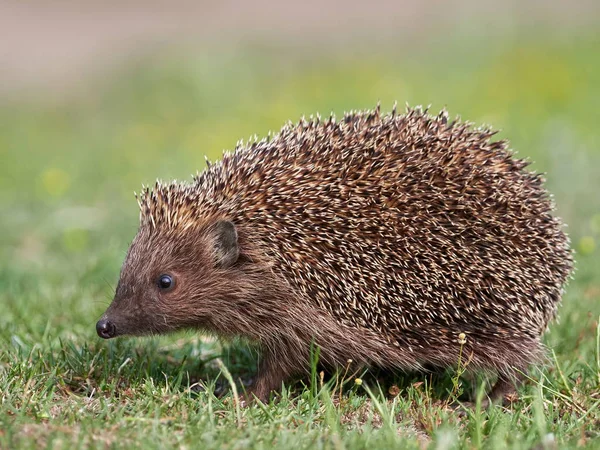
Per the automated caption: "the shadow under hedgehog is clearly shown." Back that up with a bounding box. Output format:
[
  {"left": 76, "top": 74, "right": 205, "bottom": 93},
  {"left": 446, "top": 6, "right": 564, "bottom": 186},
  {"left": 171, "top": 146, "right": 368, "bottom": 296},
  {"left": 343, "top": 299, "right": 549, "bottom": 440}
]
[{"left": 96, "top": 106, "right": 573, "bottom": 406}]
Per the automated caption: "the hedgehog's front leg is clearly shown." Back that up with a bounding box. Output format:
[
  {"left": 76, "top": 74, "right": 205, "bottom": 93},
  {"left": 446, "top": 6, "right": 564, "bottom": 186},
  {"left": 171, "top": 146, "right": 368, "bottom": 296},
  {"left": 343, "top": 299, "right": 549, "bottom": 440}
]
[
  {"left": 246, "top": 344, "right": 301, "bottom": 402},
  {"left": 248, "top": 354, "right": 285, "bottom": 402}
]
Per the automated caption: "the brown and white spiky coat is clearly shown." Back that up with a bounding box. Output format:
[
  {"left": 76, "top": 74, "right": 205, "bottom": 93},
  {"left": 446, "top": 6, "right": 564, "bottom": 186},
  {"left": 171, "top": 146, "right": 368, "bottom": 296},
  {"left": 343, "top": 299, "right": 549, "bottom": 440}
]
[{"left": 99, "top": 106, "right": 573, "bottom": 402}]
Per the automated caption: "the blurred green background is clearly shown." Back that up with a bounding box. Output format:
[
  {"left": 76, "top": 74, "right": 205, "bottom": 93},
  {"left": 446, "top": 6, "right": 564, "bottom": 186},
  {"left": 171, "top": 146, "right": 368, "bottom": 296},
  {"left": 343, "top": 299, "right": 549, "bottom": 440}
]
[{"left": 0, "top": 1, "right": 599, "bottom": 446}]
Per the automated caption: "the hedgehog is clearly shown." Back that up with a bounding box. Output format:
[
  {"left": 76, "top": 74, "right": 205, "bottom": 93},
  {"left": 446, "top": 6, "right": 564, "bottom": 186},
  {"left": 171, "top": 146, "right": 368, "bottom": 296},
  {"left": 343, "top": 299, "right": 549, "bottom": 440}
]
[{"left": 96, "top": 105, "right": 573, "bottom": 405}]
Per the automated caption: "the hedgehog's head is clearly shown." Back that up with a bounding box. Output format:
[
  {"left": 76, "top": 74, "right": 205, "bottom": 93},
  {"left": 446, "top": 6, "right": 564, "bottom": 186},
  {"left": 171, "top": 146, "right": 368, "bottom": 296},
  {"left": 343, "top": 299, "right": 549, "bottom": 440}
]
[{"left": 96, "top": 183, "right": 252, "bottom": 339}]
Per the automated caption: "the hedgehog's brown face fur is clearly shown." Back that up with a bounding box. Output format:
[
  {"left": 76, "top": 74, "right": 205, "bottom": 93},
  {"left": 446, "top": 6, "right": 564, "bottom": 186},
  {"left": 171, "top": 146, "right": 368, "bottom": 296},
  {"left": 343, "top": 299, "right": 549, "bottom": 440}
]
[{"left": 96, "top": 220, "right": 243, "bottom": 339}]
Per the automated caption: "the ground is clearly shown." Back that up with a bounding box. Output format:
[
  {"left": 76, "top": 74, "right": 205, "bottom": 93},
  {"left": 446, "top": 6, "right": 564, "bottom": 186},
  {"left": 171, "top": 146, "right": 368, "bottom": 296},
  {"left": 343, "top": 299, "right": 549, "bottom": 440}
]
[{"left": 1, "top": 3, "right": 600, "bottom": 449}]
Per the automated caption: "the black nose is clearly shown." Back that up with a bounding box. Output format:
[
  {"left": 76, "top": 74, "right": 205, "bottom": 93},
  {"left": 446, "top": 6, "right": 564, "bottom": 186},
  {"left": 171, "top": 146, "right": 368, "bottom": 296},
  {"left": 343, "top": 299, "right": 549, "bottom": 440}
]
[{"left": 96, "top": 319, "right": 116, "bottom": 339}]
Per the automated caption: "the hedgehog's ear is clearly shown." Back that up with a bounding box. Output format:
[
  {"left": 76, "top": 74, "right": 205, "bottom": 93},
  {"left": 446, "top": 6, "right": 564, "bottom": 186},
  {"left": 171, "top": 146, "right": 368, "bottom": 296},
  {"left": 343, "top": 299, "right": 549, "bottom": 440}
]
[{"left": 211, "top": 220, "right": 239, "bottom": 268}]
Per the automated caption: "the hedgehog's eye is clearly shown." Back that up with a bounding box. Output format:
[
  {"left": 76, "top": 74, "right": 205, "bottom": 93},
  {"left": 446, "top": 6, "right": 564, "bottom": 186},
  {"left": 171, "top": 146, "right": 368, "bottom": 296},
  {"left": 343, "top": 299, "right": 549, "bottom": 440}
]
[{"left": 157, "top": 274, "right": 175, "bottom": 291}]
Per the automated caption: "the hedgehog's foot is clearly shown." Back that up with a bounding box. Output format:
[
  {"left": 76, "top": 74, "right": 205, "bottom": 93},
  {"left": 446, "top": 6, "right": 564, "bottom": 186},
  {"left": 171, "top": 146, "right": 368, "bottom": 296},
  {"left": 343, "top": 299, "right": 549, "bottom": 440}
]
[
  {"left": 486, "top": 376, "right": 520, "bottom": 405},
  {"left": 452, "top": 376, "right": 521, "bottom": 414},
  {"left": 244, "top": 378, "right": 279, "bottom": 404},
  {"left": 242, "top": 348, "right": 294, "bottom": 404},
  {"left": 243, "top": 372, "right": 282, "bottom": 405}
]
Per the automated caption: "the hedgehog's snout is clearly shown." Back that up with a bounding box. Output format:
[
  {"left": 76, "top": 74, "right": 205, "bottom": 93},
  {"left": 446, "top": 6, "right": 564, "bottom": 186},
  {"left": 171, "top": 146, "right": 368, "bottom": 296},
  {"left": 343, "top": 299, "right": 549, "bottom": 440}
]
[{"left": 96, "top": 318, "right": 116, "bottom": 339}]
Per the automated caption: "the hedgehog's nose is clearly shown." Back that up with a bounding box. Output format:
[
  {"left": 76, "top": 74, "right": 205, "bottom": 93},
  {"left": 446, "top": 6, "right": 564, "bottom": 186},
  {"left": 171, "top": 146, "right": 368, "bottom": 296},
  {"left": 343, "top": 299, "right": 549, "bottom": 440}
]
[{"left": 96, "top": 319, "right": 116, "bottom": 339}]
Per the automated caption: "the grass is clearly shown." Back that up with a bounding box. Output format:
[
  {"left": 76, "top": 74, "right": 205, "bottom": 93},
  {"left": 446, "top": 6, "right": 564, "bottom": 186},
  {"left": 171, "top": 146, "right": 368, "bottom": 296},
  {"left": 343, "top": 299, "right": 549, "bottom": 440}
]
[{"left": 1, "top": 32, "right": 600, "bottom": 448}]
